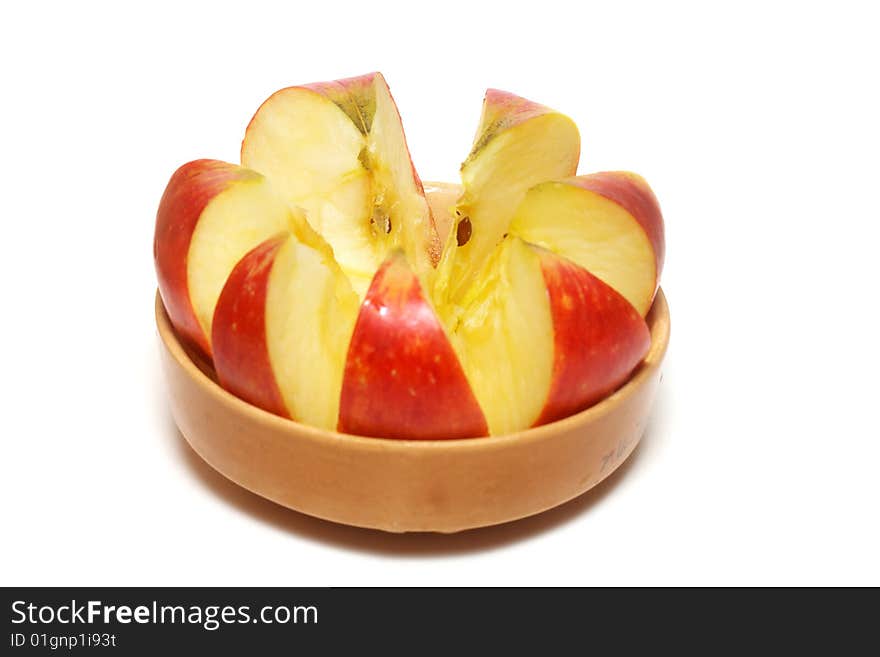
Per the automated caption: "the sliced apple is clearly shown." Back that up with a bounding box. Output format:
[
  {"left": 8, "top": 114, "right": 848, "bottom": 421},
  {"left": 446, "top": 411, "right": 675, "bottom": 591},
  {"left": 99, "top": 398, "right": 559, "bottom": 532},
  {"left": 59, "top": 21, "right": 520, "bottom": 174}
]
[
  {"left": 436, "top": 90, "right": 581, "bottom": 303},
  {"left": 510, "top": 171, "right": 665, "bottom": 316},
  {"left": 211, "top": 233, "right": 359, "bottom": 430},
  {"left": 532, "top": 248, "right": 651, "bottom": 425},
  {"left": 338, "top": 252, "right": 487, "bottom": 440},
  {"left": 241, "top": 72, "right": 440, "bottom": 296},
  {"left": 154, "top": 158, "right": 316, "bottom": 356}
]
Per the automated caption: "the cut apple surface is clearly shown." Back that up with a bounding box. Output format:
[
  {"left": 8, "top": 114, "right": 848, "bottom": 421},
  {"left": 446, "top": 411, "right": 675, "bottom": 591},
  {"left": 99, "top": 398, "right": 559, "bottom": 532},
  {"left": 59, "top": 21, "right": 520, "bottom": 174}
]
[
  {"left": 510, "top": 172, "right": 664, "bottom": 316},
  {"left": 241, "top": 72, "right": 440, "bottom": 297},
  {"left": 212, "top": 233, "right": 359, "bottom": 430},
  {"left": 441, "top": 237, "right": 555, "bottom": 435},
  {"left": 154, "top": 159, "right": 313, "bottom": 356},
  {"left": 436, "top": 90, "right": 581, "bottom": 304},
  {"left": 338, "top": 252, "right": 488, "bottom": 440}
]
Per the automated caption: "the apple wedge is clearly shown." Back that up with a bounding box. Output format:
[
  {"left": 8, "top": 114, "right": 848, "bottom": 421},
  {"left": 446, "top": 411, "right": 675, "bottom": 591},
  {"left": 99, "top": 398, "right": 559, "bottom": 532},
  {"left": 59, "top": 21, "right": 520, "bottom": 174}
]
[
  {"left": 532, "top": 248, "right": 652, "bottom": 425},
  {"left": 510, "top": 172, "right": 665, "bottom": 316},
  {"left": 154, "top": 159, "right": 316, "bottom": 357},
  {"left": 438, "top": 237, "right": 651, "bottom": 434},
  {"left": 436, "top": 90, "right": 581, "bottom": 303},
  {"left": 338, "top": 252, "right": 488, "bottom": 440},
  {"left": 241, "top": 72, "right": 440, "bottom": 296},
  {"left": 211, "top": 233, "right": 359, "bottom": 430},
  {"left": 442, "top": 237, "right": 555, "bottom": 435}
]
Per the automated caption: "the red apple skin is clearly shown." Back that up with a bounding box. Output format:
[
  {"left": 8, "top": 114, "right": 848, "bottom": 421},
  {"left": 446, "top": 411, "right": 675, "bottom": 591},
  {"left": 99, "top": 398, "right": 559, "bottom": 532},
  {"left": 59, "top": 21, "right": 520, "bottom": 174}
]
[
  {"left": 338, "top": 253, "right": 488, "bottom": 440},
  {"left": 211, "top": 234, "right": 289, "bottom": 419},
  {"left": 154, "top": 159, "right": 257, "bottom": 356},
  {"left": 481, "top": 88, "right": 555, "bottom": 129},
  {"left": 534, "top": 250, "right": 652, "bottom": 427},
  {"left": 569, "top": 171, "right": 665, "bottom": 289},
  {"left": 303, "top": 72, "right": 376, "bottom": 109}
]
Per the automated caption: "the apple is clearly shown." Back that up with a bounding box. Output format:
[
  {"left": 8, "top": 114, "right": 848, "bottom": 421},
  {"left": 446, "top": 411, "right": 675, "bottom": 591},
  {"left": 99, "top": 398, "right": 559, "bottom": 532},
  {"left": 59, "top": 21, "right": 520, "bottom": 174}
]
[
  {"left": 338, "top": 252, "right": 488, "bottom": 439},
  {"left": 435, "top": 89, "right": 581, "bottom": 303},
  {"left": 241, "top": 72, "right": 440, "bottom": 297},
  {"left": 154, "top": 159, "right": 317, "bottom": 356},
  {"left": 157, "top": 76, "right": 664, "bottom": 440},
  {"left": 510, "top": 171, "right": 665, "bottom": 316},
  {"left": 211, "top": 233, "right": 359, "bottom": 430}
]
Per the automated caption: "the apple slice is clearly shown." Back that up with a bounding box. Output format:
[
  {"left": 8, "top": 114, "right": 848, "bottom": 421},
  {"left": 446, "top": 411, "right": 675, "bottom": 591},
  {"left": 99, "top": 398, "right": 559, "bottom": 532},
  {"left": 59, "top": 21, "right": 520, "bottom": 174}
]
[
  {"left": 510, "top": 171, "right": 665, "bottom": 316},
  {"left": 241, "top": 72, "right": 440, "bottom": 296},
  {"left": 211, "top": 233, "right": 359, "bottom": 430},
  {"left": 154, "top": 159, "right": 314, "bottom": 356},
  {"left": 441, "top": 237, "right": 555, "bottom": 435},
  {"left": 436, "top": 90, "right": 581, "bottom": 303},
  {"left": 532, "top": 248, "right": 652, "bottom": 425},
  {"left": 338, "top": 252, "right": 487, "bottom": 440}
]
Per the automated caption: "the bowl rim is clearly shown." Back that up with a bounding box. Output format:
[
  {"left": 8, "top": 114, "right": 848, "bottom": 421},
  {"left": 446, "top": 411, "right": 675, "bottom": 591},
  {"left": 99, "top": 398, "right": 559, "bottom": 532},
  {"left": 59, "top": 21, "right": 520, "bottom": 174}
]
[{"left": 156, "top": 287, "right": 669, "bottom": 453}]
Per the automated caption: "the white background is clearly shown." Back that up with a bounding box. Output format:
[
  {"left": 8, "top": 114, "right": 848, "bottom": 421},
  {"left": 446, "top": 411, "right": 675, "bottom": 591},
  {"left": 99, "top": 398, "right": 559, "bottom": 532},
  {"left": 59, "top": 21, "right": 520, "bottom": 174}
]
[{"left": 2, "top": 0, "right": 878, "bottom": 586}]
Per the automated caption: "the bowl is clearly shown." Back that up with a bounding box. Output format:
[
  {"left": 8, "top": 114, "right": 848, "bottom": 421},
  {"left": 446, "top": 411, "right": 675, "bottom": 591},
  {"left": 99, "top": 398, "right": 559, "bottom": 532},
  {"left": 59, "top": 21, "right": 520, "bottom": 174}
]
[{"left": 156, "top": 285, "right": 669, "bottom": 533}]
